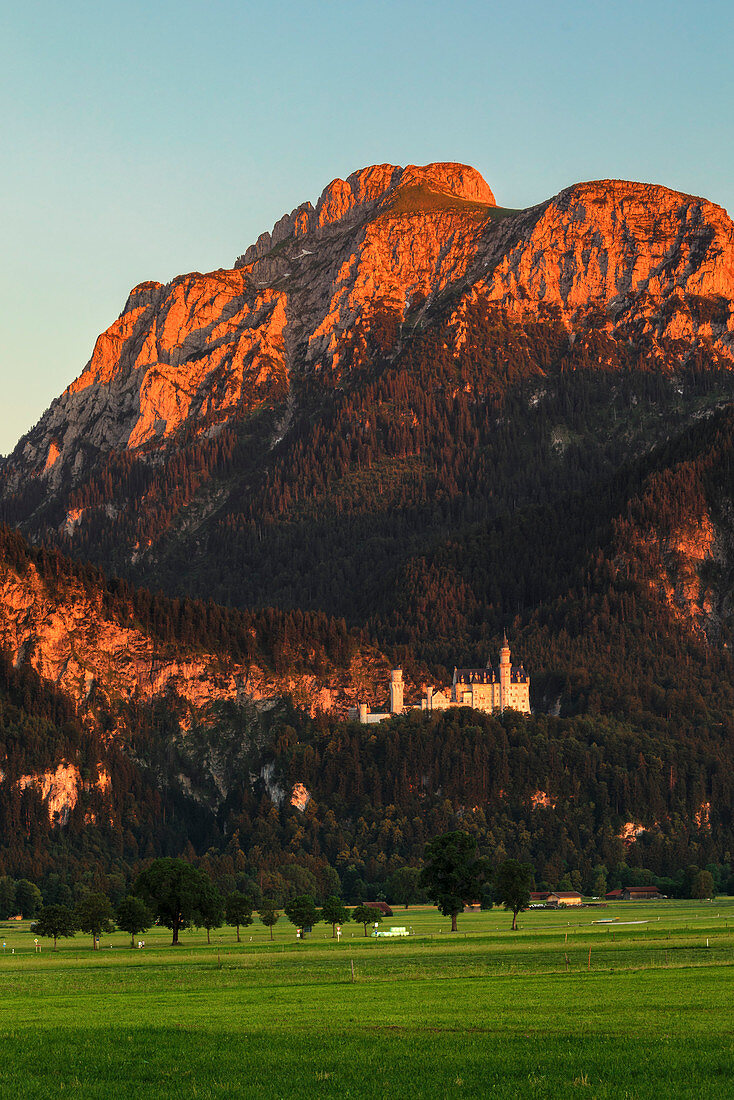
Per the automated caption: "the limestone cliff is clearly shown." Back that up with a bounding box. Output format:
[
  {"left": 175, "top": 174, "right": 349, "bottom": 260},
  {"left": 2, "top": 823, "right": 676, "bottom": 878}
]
[
  {"left": 615, "top": 478, "right": 733, "bottom": 642},
  {"left": 456, "top": 179, "right": 734, "bottom": 351},
  {"left": 6, "top": 163, "right": 732, "bottom": 495},
  {"left": 0, "top": 549, "right": 393, "bottom": 732}
]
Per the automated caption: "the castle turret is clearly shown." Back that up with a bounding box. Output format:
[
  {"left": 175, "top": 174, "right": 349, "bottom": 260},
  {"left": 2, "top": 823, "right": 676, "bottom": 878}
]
[
  {"left": 390, "top": 669, "right": 404, "bottom": 715},
  {"left": 499, "top": 633, "right": 511, "bottom": 712}
]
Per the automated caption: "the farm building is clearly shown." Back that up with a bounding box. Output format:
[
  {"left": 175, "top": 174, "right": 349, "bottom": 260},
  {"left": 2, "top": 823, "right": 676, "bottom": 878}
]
[
  {"left": 364, "top": 901, "right": 393, "bottom": 917},
  {"left": 547, "top": 891, "right": 583, "bottom": 907},
  {"left": 606, "top": 886, "right": 664, "bottom": 901},
  {"left": 621, "top": 886, "right": 663, "bottom": 900}
]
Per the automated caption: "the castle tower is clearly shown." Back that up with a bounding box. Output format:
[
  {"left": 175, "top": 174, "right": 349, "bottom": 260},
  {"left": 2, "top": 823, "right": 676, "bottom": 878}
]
[
  {"left": 499, "top": 634, "right": 511, "bottom": 712},
  {"left": 390, "top": 669, "right": 404, "bottom": 715}
]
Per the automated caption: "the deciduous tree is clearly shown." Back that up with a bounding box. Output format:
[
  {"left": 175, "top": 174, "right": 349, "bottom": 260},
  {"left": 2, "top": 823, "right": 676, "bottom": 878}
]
[
  {"left": 321, "top": 895, "right": 349, "bottom": 938},
  {"left": 419, "top": 831, "right": 486, "bottom": 932},
  {"left": 692, "top": 869, "right": 715, "bottom": 899},
  {"left": 134, "top": 858, "right": 209, "bottom": 945},
  {"left": 495, "top": 859, "right": 533, "bottom": 930},
  {"left": 76, "top": 892, "right": 114, "bottom": 950},
  {"left": 352, "top": 904, "right": 381, "bottom": 937},
  {"left": 259, "top": 902, "right": 280, "bottom": 940},
  {"left": 0, "top": 877, "right": 16, "bottom": 920},
  {"left": 14, "top": 879, "right": 43, "bottom": 919},
  {"left": 34, "top": 904, "right": 76, "bottom": 951},
  {"left": 225, "top": 893, "right": 253, "bottom": 943},
  {"left": 389, "top": 866, "right": 422, "bottom": 909},
  {"left": 197, "top": 882, "right": 225, "bottom": 944},
  {"left": 115, "top": 895, "right": 153, "bottom": 947},
  {"left": 283, "top": 895, "right": 319, "bottom": 935}
]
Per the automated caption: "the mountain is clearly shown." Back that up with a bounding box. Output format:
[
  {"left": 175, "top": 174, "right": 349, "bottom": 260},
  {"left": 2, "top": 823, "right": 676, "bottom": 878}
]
[
  {"left": 2, "top": 163, "right": 732, "bottom": 568},
  {"left": 1, "top": 161, "right": 734, "bottom": 895}
]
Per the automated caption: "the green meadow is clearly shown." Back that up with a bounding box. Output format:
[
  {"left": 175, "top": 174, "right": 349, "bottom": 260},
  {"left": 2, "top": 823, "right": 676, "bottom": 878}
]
[{"left": 1, "top": 900, "right": 733, "bottom": 1099}]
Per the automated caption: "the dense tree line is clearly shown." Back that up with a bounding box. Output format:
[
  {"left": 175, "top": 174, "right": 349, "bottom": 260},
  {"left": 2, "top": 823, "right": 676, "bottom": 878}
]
[{"left": 3, "top": 652, "right": 731, "bottom": 908}]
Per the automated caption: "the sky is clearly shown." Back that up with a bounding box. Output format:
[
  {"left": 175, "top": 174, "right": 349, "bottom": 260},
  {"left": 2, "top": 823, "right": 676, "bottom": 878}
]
[{"left": 1, "top": 0, "right": 733, "bottom": 455}]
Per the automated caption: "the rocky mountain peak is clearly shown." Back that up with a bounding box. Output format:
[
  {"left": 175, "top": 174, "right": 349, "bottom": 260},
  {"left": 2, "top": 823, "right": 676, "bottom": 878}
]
[{"left": 316, "top": 161, "right": 496, "bottom": 221}]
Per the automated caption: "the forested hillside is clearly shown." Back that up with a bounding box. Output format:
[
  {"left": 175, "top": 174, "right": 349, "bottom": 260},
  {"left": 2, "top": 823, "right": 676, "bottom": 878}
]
[{"left": 2, "top": 664, "right": 732, "bottom": 902}]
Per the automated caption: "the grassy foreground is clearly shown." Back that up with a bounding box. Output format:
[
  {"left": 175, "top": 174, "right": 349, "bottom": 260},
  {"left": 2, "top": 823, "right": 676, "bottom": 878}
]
[{"left": 1, "top": 900, "right": 733, "bottom": 1098}]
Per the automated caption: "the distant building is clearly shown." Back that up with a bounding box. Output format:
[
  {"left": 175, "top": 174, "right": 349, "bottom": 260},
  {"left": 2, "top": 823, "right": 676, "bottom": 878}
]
[
  {"left": 364, "top": 901, "right": 393, "bottom": 916},
  {"left": 621, "top": 886, "right": 663, "bottom": 900},
  {"left": 547, "top": 891, "right": 583, "bottom": 907},
  {"left": 353, "top": 670, "right": 406, "bottom": 725},
  {"left": 351, "top": 637, "right": 530, "bottom": 724}
]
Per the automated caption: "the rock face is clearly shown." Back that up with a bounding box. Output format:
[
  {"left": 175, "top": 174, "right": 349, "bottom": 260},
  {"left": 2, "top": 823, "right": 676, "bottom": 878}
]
[
  {"left": 0, "top": 550, "right": 394, "bottom": 730},
  {"left": 8, "top": 162, "right": 732, "bottom": 494},
  {"left": 17, "top": 763, "right": 82, "bottom": 825},
  {"left": 24, "top": 273, "right": 289, "bottom": 488},
  {"left": 617, "top": 481, "right": 730, "bottom": 641},
  {"left": 238, "top": 162, "right": 496, "bottom": 263},
  {"left": 469, "top": 180, "right": 734, "bottom": 336}
]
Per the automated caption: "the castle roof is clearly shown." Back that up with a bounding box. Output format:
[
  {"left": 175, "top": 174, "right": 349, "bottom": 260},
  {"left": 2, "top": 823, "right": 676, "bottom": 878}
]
[
  {"left": 455, "top": 668, "right": 498, "bottom": 684},
  {"left": 454, "top": 666, "right": 529, "bottom": 684}
]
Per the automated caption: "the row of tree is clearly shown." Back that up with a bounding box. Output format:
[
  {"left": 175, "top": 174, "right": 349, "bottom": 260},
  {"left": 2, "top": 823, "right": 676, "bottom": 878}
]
[
  {"left": 33, "top": 860, "right": 279, "bottom": 950},
  {"left": 420, "top": 831, "right": 532, "bottom": 931},
  {"left": 29, "top": 843, "right": 536, "bottom": 950},
  {"left": 29, "top": 858, "right": 407, "bottom": 949}
]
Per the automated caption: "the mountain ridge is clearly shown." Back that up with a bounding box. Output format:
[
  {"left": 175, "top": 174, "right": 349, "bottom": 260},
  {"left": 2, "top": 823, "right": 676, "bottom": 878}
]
[{"left": 5, "top": 162, "right": 733, "bottom": 503}]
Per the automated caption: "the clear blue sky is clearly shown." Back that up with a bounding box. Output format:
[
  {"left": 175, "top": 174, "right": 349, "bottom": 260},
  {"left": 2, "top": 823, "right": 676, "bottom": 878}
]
[{"left": 2, "top": 0, "right": 733, "bottom": 455}]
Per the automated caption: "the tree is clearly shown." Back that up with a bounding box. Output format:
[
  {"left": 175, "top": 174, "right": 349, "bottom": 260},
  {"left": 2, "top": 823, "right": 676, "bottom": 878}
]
[
  {"left": 419, "top": 831, "right": 487, "bottom": 932},
  {"left": 352, "top": 904, "right": 381, "bottom": 937},
  {"left": 321, "top": 895, "right": 349, "bottom": 938},
  {"left": 495, "top": 859, "right": 533, "bottom": 930},
  {"left": 34, "top": 905, "right": 76, "bottom": 951},
  {"left": 115, "top": 896, "right": 153, "bottom": 947},
  {"left": 283, "top": 895, "right": 320, "bottom": 935},
  {"left": 592, "top": 869, "right": 608, "bottom": 898},
  {"left": 480, "top": 885, "right": 494, "bottom": 910},
  {"left": 259, "top": 902, "right": 280, "bottom": 941},
  {"left": 389, "top": 866, "right": 422, "bottom": 909},
  {"left": 692, "top": 870, "right": 715, "bottom": 900},
  {"left": 197, "top": 882, "right": 225, "bottom": 944},
  {"left": 14, "top": 879, "right": 43, "bottom": 919},
  {"left": 225, "top": 893, "right": 253, "bottom": 942},
  {"left": 76, "top": 892, "right": 114, "bottom": 950},
  {"left": 134, "top": 858, "right": 209, "bottom": 945}
]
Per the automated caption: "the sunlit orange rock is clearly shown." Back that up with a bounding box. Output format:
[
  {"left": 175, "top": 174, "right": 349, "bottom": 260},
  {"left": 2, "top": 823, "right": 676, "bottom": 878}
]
[
  {"left": 18, "top": 763, "right": 81, "bottom": 825},
  {"left": 0, "top": 552, "right": 394, "bottom": 736},
  {"left": 290, "top": 782, "right": 311, "bottom": 812},
  {"left": 7, "top": 164, "right": 734, "bottom": 494}
]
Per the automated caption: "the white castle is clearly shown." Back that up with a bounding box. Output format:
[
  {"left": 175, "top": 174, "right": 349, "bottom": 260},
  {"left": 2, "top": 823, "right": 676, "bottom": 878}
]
[{"left": 352, "top": 636, "right": 530, "bottom": 724}]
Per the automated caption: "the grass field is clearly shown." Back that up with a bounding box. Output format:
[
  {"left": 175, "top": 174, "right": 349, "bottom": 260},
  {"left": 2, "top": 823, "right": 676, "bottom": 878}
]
[{"left": 1, "top": 900, "right": 733, "bottom": 1098}]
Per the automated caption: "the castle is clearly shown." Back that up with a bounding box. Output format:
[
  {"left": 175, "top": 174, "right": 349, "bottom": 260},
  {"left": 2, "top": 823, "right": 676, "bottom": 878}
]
[{"left": 352, "top": 636, "right": 530, "bottom": 724}]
